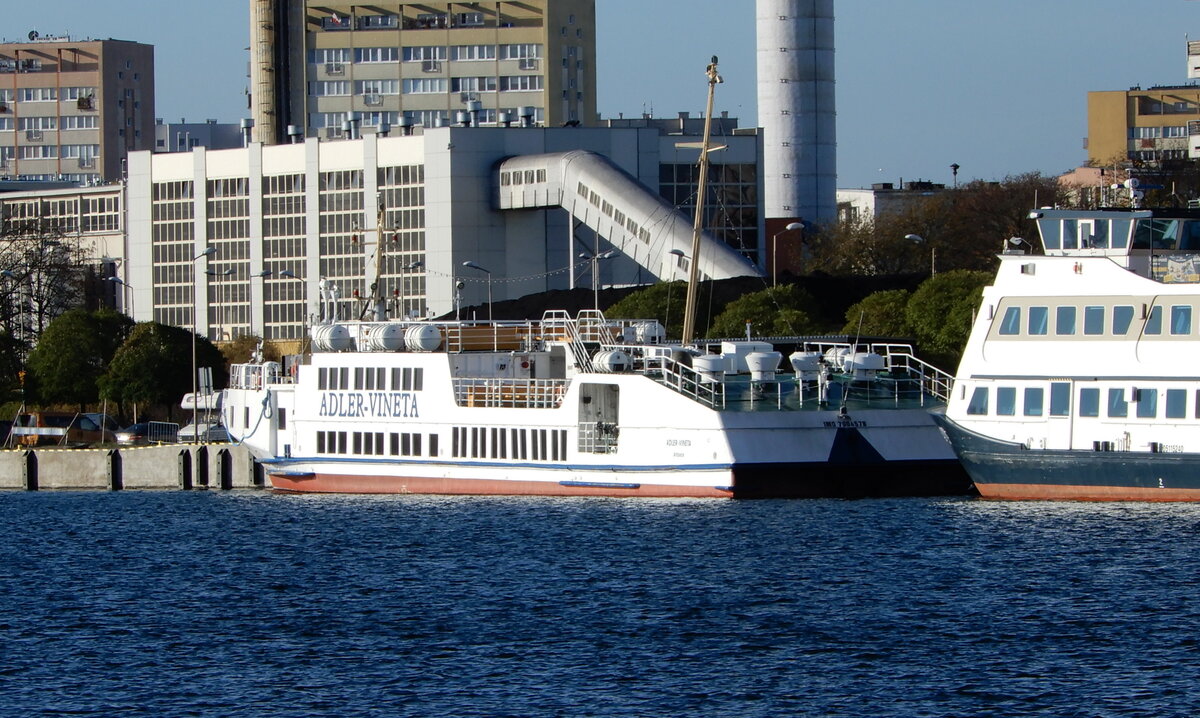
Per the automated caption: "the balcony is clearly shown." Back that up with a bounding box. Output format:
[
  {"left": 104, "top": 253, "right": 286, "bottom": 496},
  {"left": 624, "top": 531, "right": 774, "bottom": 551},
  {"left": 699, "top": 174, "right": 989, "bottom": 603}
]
[
  {"left": 518, "top": 58, "right": 539, "bottom": 71},
  {"left": 321, "top": 16, "right": 351, "bottom": 30},
  {"left": 357, "top": 14, "right": 398, "bottom": 30},
  {"left": 25, "top": 129, "right": 44, "bottom": 142},
  {"left": 422, "top": 60, "right": 442, "bottom": 73},
  {"left": 76, "top": 96, "right": 95, "bottom": 111},
  {"left": 363, "top": 94, "right": 384, "bottom": 107},
  {"left": 325, "top": 62, "right": 345, "bottom": 76},
  {"left": 77, "top": 157, "right": 95, "bottom": 169}
]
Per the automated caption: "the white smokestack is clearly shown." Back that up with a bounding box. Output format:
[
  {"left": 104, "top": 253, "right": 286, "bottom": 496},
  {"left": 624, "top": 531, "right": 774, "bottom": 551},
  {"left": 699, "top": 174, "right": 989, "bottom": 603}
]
[{"left": 756, "top": 0, "right": 836, "bottom": 225}]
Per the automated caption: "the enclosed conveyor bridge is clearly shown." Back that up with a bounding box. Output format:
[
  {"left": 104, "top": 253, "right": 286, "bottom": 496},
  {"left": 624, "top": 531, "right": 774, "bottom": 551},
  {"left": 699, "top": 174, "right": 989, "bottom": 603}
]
[{"left": 497, "top": 150, "right": 760, "bottom": 281}]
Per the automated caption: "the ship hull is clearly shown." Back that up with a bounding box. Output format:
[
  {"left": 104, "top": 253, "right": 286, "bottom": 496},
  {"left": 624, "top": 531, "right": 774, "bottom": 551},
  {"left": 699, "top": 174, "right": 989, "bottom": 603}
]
[
  {"left": 265, "top": 457, "right": 969, "bottom": 499},
  {"left": 933, "top": 414, "right": 1200, "bottom": 501}
]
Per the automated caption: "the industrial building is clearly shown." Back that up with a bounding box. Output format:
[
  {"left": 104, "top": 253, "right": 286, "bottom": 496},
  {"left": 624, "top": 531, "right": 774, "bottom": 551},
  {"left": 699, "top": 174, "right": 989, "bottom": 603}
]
[
  {"left": 0, "top": 35, "right": 154, "bottom": 183},
  {"left": 122, "top": 125, "right": 762, "bottom": 342},
  {"left": 248, "top": 0, "right": 597, "bottom": 145}
]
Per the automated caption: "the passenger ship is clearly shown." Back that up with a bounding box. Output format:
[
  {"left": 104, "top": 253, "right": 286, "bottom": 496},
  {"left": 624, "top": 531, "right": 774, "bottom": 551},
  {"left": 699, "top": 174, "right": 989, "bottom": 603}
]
[
  {"left": 934, "top": 201, "right": 1200, "bottom": 500},
  {"left": 221, "top": 300, "right": 966, "bottom": 498}
]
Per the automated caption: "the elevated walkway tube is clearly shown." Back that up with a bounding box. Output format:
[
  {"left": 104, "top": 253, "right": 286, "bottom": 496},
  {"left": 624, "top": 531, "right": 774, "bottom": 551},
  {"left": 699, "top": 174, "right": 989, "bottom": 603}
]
[{"left": 496, "top": 150, "right": 761, "bottom": 283}]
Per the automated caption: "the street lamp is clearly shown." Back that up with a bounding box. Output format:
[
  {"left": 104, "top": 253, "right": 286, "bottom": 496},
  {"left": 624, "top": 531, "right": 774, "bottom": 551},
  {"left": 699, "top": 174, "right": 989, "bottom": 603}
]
[
  {"left": 462, "top": 261, "right": 492, "bottom": 323},
  {"left": 1007, "top": 237, "right": 1032, "bottom": 254},
  {"left": 106, "top": 276, "right": 134, "bottom": 319},
  {"left": 205, "top": 268, "right": 235, "bottom": 340},
  {"left": 191, "top": 247, "right": 217, "bottom": 443},
  {"left": 905, "top": 234, "right": 936, "bottom": 275},
  {"left": 396, "top": 260, "right": 423, "bottom": 319},
  {"left": 248, "top": 269, "right": 272, "bottom": 338},
  {"left": 773, "top": 222, "right": 804, "bottom": 286},
  {"left": 579, "top": 249, "right": 617, "bottom": 311},
  {"left": 665, "top": 249, "right": 688, "bottom": 338}
]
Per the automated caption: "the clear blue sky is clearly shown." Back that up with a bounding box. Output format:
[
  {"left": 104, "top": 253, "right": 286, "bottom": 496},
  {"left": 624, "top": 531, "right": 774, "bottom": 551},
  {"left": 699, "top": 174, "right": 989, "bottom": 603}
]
[{"left": 6, "top": 1, "right": 1199, "bottom": 188}]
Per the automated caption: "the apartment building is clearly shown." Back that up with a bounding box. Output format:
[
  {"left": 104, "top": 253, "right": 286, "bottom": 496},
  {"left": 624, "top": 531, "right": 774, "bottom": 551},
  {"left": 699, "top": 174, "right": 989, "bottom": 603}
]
[
  {"left": 249, "top": 0, "right": 596, "bottom": 144},
  {"left": 0, "top": 36, "right": 154, "bottom": 182}
]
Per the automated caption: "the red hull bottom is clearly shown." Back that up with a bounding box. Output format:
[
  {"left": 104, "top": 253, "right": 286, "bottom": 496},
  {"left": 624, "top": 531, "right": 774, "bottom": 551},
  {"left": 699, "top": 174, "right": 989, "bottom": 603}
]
[
  {"left": 977, "top": 483, "right": 1200, "bottom": 502},
  {"left": 269, "top": 472, "right": 734, "bottom": 498}
]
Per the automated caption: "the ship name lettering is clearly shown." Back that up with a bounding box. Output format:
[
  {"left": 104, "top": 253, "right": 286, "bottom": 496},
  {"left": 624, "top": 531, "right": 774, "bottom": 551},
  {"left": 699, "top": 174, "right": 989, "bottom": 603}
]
[
  {"left": 824, "top": 420, "right": 867, "bottom": 428},
  {"left": 318, "top": 391, "right": 420, "bottom": 419}
]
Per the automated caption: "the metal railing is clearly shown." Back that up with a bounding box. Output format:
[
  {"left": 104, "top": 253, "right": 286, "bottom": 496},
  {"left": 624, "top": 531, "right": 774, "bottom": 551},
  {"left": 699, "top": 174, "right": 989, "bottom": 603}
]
[
  {"left": 643, "top": 352, "right": 725, "bottom": 409},
  {"left": 452, "top": 378, "right": 568, "bottom": 409},
  {"left": 542, "top": 310, "right": 595, "bottom": 372}
]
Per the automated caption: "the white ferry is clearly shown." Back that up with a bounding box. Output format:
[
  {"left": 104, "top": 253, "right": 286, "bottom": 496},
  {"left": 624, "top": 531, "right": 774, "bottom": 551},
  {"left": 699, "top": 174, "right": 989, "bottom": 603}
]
[
  {"left": 934, "top": 201, "right": 1200, "bottom": 500},
  {"left": 221, "top": 300, "right": 966, "bottom": 498}
]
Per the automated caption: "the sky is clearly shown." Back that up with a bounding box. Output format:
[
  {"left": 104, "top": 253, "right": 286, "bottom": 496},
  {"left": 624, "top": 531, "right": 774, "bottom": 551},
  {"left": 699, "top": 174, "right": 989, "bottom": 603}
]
[{"left": 6, "top": 0, "right": 1200, "bottom": 188}]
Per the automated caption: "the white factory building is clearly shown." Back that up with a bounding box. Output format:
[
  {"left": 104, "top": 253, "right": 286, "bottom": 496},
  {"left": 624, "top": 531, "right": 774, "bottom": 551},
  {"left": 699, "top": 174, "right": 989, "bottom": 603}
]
[{"left": 122, "top": 124, "right": 763, "bottom": 341}]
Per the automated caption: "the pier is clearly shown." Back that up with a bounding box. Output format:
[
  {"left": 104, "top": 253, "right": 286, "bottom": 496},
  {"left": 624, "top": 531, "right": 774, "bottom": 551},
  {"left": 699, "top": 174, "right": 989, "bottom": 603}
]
[{"left": 0, "top": 444, "right": 261, "bottom": 491}]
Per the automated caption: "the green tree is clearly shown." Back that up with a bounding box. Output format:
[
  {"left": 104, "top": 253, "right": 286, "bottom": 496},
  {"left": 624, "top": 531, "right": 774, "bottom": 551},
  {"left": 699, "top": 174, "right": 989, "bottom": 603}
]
[
  {"left": 708, "top": 285, "right": 821, "bottom": 338},
  {"left": 605, "top": 280, "right": 693, "bottom": 340},
  {"left": 219, "top": 334, "right": 282, "bottom": 366},
  {"left": 841, "top": 289, "right": 913, "bottom": 337},
  {"left": 24, "top": 308, "right": 133, "bottom": 409},
  {"left": 100, "top": 322, "right": 227, "bottom": 418},
  {"left": 903, "top": 270, "right": 992, "bottom": 368}
]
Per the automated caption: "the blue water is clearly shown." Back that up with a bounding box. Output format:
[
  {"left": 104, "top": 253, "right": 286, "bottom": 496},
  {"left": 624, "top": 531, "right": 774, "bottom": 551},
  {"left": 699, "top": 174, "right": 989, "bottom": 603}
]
[{"left": 2, "top": 492, "right": 1199, "bottom": 717}]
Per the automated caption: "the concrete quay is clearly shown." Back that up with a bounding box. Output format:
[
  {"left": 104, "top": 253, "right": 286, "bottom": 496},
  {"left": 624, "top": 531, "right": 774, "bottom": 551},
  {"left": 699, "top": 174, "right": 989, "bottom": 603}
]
[{"left": 0, "top": 443, "right": 263, "bottom": 491}]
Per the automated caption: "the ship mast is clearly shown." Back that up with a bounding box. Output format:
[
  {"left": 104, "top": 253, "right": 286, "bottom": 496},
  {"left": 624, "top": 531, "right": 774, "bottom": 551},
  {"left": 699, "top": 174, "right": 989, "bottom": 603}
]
[{"left": 680, "top": 57, "right": 723, "bottom": 346}]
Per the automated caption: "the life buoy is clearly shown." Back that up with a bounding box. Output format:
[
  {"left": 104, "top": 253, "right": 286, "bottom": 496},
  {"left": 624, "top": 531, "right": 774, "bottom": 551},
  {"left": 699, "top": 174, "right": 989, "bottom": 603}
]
[{"left": 289, "top": 363, "right": 298, "bottom": 381}]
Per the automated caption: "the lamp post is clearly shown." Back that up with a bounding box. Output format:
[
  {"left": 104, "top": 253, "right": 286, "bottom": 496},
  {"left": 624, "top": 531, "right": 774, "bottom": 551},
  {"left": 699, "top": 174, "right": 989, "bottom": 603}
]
[
  {"left": 397, "top": 261, "right": 423, "bottom": 319},
  {"left": 579, "top": 249, "right": 617, "bottom": 311},
  {"left": 905, "top": 234, "right": 935, "bottom": 275},
  {"left": 205, "top": 267, "right": 235, "bottom": 340},
  {"left": 773, "top": 222, "right": 804, "bottom": 286},
  {"left": 249, "top": 269, "right": 272, "bottom": 338},
  {"left": 461, "top": 261, "right": 492, "bottom": 323},
  {"left": 665, "top": 249, "right": 687, "bottom": 339},
  {"left": 106, "top": 276, "right": 134, "bottom": 319},
  {"left": 191, "top": 247, "right": 217, "bottom": 443}
]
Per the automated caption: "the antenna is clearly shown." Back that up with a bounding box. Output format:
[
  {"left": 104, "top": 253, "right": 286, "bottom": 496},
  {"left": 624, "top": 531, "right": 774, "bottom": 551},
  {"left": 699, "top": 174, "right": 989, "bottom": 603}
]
[{"left": 28, "top": 30, "right": 39, "bottom": 41}]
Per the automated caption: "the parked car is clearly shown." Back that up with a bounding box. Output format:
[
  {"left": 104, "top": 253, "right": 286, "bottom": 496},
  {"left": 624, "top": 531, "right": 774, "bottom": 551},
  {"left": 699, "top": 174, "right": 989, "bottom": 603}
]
[
  {"left": 11, "top": 412, "right": 107, "bottom": 447},
  {"left": 84, "top": 413, "right": 122, "bottom": 442},
  {"left": 115, "top": 421, "right": 180, "bottom": 446},
  {"left": 177, "top": 422, "right": 229, "bottom": 443}
]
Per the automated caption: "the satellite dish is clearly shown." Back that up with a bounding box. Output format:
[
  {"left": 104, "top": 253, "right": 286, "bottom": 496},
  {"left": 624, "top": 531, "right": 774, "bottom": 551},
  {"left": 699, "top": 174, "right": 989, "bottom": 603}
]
[{"left": 28, "top": 30, "right": 39, "bottom": 41}]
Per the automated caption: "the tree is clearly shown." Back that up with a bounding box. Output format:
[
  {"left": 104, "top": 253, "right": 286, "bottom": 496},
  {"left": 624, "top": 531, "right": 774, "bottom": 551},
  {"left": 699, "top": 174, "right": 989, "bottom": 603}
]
[
  {"left": 903, "top": 270, "right": 992, "bottom": 369},
  {"left": 707, "top": 285, "right": 822, "bottom": 338},
  {"left": 0, "top": 216, "right": 90, "bottom": 356},
  {"left": 219, "top": 334, "right": 282, "bottom": 366},
  {"left": 840, "top": 289, "right": 913, "bottom": 338},
  {"left": 100, "top": 322, "right": 227, "bottom": 419},
  {"left": 24, "top": 308, "right": 133, "bottom": 409},
  {"left": 605, "top": 280, "right": 695, "bottom": 340}
]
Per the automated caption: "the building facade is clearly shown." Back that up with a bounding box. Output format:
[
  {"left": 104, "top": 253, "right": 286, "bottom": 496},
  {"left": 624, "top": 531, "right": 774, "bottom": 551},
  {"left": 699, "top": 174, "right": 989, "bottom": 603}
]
[
  {"left": 1087, "top": 86, "right": 1200, "bottom": 166},
  {"left": 153, "top": 118, "right": 243, "bottom": 154},
  {"left": 249, "top": 0, "right": 597, "bottom": 145},
  {"left": 125, "top": 125, "right": 762, "bottom": 343},
  {"left": 0, "top": 36, "right": 154, "bottom": 183}
]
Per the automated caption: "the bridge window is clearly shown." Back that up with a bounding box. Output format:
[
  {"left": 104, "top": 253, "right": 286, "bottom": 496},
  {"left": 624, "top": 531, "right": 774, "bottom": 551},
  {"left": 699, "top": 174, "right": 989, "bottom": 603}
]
[
  {"left": 1050, "top": 382, "right": 1070, "bottom": 416},
  {"left": 525, "top": 170, "right": 535, "bottom": 183},
  {"left": 1112, "top": 305, "right": 1134, "bottom": 334},
  {"left": 1083, "top": 306, "right": 1104, "bottom": 335},
  {"left": 1079, "top": 387, "right": 1100, "bottom": 417},
  {"left": 1145, "top": 305, "right": 1163, "bottom": 335},
  {"left": 1171, "top": 305, "right": 1192, "bottom": 335},
  {"left": 1028, "top": 306, "right": 1048, "bottom": 335},
  {"left": 1167, "top": 389, "right": 1187, "bottom": 419},
  {"left": 1136, "top": 388, "right": 1157, "bottom": 418},
  {"left": 537, "top": 169, "right": 546, "bottom": 182},
  {"left": 998, "top": 306, "right": 1020, "bottom": 335},
  {"left": 1107, "top": 388, "right": 1128, "bottom": 418},
  {"left": 577, "top": 182, "right": 588, "bottom": 196},
  {"left": 1055, "top": 306, "right": 1076, "bottom": 336},
  {"left": 997, "top": 387, "right": 1016, "bottom": 416},
  {"left": 1023, "top": 387, "right": 1044, "bottom": 416},
  {"left": 966, "top": 387, "right": 988, "bottom": 415}
]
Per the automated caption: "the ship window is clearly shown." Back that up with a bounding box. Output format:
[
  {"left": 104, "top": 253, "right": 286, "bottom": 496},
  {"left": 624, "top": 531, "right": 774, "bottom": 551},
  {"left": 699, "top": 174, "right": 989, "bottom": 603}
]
[
  {"left": 413, "top": 434, "right": 422, "bottom": 456},
  {"left": 998, "top": 307, "right": 1021, "bottom": 335},
  {"left": 1079, "top": 388, "right": 1100, "bottom": 417},
  {"left": 1136, "top": 389, "right": 1157, "bottom": 418},
  {"left": 353, "top": 432, "right": 363, "bottom": 454},
  {"left": 338, "top": 431, "right": 348, "bottom": 453},
  {"left": 1024, "top": 387, "right": 1044, "bottom": 416},
  {"left": 1112, "top": 306, "right": 1135, "bottom": 335},
  {"left": 319, "top": 367, "right": 328, "bottom": 390},
  {"left": 1083, "top": 306, "right": 1105, "bottom": 335},
  {"left": 1062, "top": 221, "right": 1078, "bottom": 250},
  {"left": 1083, "top": 220, "right": 1108, "bottom": 249},
  {"left": 364, "top": 368, "right": 375, "bottom": 391},
  {"left": 1039, "top": 219, "right": 1061, "bottom": 250},
  {"left": 490, "top": 428, "right": 498, "bottom": 458},
  {"left": 498, "top": 428, "right": 507, "bottom": 459},
  {"left": 1055, "top": 306, "right": 1076, "bottom": 336},
  {"left": 354, "top": 367, "right": 364, "bottom": 390},
  {"left": 1171, "top": 305, "right": 1192, "bottom": 335},
  {"left": 1050, "top": 382, "right": 1071, "bottom": 416},
  {"left": 966, "top": 387, "right": 989, "bottom": 415},
  {"left": 414, "top": 369, "right": 424, "bottom": 391},
  {"left": 1181, "top": 221, "right": 1200, "bottom": 250},
  {"left": 402, "top": 368, "right": 412, "bottom": 391},
  {"left": 278, "top": 408, "right": 287, "bottom": 430},
  {"left": 1107, "top": 388, "right": 1128, "bottom": 418},
  {"left": 340, "top": 368, "right": 349, "bottom": 389},
  {"left": 1145, "top": 306, "right": 1163, "bottom": 335},
  {"left": 429, "top": 433, "right": 438, "bottom": 457},
  {"left": 997, "top": 387, "right": 1016, "bottom": 416},
  {"left": 376, "top": 368, "right": 386, "bottom": 389},
  {"left": 391, "top": 367, "right": 401, "bottom": 390},
  {"left": 1111, "top": 218, "right": 1131, "bottom": 249},
  {"left": 1028, "top": 306, "right": 1048, "bottom": 335},
  {"left": 402, "top": 433, "right": 411, "bottom": 456},
  {"left": 1168, "top": 389, "right": 1187, "bottom": 419},
  {"left": 391, "top": 432, "right": 399, "bottom": 455},
  {"left": 317, "top": 432, "right": 326, "bottom": 453}
]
